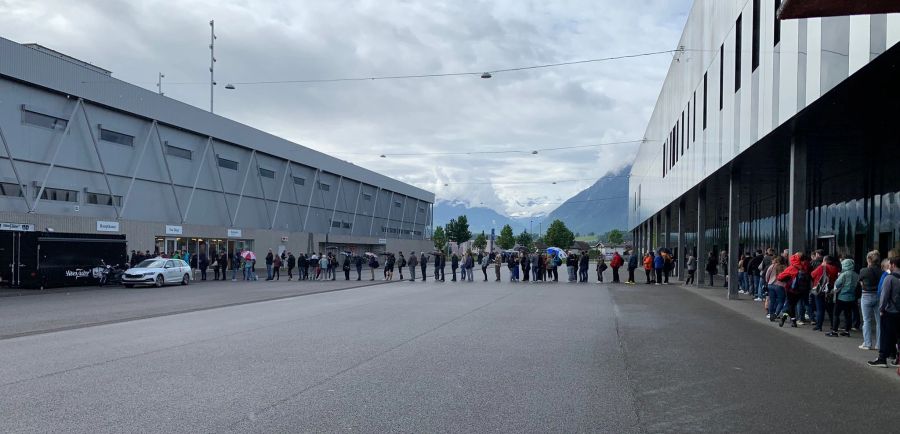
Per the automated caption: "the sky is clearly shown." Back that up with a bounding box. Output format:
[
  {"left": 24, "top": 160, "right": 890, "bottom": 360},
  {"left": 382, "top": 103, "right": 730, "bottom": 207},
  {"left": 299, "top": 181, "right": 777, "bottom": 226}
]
[{"left": 0, "top": 0, "right": 690, "bottom": 217}]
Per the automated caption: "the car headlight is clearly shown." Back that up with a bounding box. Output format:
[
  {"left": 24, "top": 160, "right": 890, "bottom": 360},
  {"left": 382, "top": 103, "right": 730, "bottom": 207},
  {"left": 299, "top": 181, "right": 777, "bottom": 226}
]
[{"left": 143, "top": 272, "right": 155, "bottom": 276}]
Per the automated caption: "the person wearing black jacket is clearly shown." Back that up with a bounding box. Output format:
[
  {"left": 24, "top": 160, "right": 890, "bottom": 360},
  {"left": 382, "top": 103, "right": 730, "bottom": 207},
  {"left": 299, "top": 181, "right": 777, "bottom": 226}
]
[
  {"left": 705, "top": 252, "right": 718, "bottom": 286},
  {"left": 627, "top": 251, "right": 638, "bottom": 284},
  {"left": 521, "top": 254, "right": 530, "bottom": 282},
  {"left": 397, "top": 253, "right": 406, "bottom": 280},
  {"left": 578, "top": 252, "right": 589, "bottom": 283},
  {"left": 198, "top": 251, "right": 209, "bottom": 281},
  {"left": 231, "top": 251, "right": 242, "bottom": 281},
  {"left": 451, "top": 253, "right": 459, "bottom": 281},
  {"left": 420, "top": 252, "right": 428, "bottom": 281},
  {"left": 342, "top": 255, "right": 351, "bottom": 280},
  {"left": 354, "top": 254, "right": 364, "bottom": 281},
  {"left": 265, "top": 249, "right": 274, "bottom": 281},
  {"left": 287, "top": 252, "right": 296, "bottom": 281},
  {"left": 747, "top": 250, "right": 764, "bottom": 301}
]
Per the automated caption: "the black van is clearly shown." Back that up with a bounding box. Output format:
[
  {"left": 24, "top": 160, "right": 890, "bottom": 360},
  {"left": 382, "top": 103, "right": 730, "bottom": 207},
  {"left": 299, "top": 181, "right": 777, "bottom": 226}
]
[{"left": 0, "top": 231, "right": 127, "bottom": 289}]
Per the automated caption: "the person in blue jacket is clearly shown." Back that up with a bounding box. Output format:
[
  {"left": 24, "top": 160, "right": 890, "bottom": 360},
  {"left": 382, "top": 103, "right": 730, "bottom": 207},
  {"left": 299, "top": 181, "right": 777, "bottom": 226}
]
[{"left": 653, "top": 250, "right": 665, "bottom": 286}]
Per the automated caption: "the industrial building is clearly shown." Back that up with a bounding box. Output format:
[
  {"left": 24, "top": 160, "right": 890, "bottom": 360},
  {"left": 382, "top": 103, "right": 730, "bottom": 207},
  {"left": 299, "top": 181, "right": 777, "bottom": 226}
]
[
  {"left": 0, "top": 36, "right": 435, "bottom": 263},
  {"left": 628, "top": 1, "right": 900, "bottom": 295}
]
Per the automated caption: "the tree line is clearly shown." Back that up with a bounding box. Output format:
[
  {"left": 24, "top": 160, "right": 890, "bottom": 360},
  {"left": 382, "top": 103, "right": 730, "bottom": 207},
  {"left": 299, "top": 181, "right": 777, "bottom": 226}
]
[{"left": 433, "top": 216, "right": 582, "bottom": 252}]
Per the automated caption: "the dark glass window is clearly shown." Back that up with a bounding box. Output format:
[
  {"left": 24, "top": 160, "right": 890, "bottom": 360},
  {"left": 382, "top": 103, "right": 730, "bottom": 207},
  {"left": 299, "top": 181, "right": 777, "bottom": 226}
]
[
  {"left": 86, "top": 192, "right": 122, "bottom": 206},
  {"left": 317, "top": 182, "right": 330, "bottom": 191},
  {"left": 217, "top": 157, "right": 239, "bottom": 170},
  {"left": 774, "top": 0, "right": 782, "bottom": 45},
  {"left": 703, "top": 73, "right": 709, "bottom": 128},
  {"left": 362, "top": 193, "right": 372, "bottom": 200},
  {"left": 394, "top": 201, "right": 402, "bottom": 208},
  {"left": 735, "top": 14, "right": 743, "bottom": 91},
  {"left": 166, "top": 144, "right": 192, "bottom": 160},
  {"left": 752, "top": 0, "right": 761, "bottom": 71},
  {"left": 292, "top": 176, "right": 305, "bottom": 185},
  {"left": 22, "top": 108, "right": 67, "bottom": 130},
  {"left": 38, "top": 187, "right": 78, "bottom": 202},
  {"left": 719, "top": 45, "right": 725, "bottom": 109},
  {"left": 99, "top": 128, "right": 134, "bottom": 146},
  {"left": 0, "top": 182, "right": 24, "bottom": 197},
  {"left": 259, "top": 168, "right": 275, "bottom": 179},
  {"left": 692, "top": 91, "right": 697, "bottom": 141}
]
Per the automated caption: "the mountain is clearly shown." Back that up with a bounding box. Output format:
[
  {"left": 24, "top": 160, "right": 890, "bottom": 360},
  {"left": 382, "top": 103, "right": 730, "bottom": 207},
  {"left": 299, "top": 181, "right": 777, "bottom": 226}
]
[
  {"left": 433, "top": 201, "right": 532, "bottom": 235},
  {"left": 541, "top": 165, "right": 630, "bottom": 237}
]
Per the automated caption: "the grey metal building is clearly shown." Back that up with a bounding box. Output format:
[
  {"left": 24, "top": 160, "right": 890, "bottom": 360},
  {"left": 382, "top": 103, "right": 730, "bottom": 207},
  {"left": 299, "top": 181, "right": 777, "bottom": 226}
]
[
  {"left": 628, "top": 1, "right": 900, "bottom": 295},
  {"left": 0, "top": 37, "right": 435, "bottom": 260}
]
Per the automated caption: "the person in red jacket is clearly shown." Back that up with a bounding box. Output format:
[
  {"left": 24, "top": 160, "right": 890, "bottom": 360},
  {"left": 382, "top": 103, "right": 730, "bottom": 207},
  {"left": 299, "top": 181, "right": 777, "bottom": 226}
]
[
  {"left": 776, "top": 252, "right": 811, "bottom": 328},
  {"left": 810, "top": 255, "right": 840, "bottom": 330},
  {"left": 610, "top": 252, "right": 624, "bottom": 283}
]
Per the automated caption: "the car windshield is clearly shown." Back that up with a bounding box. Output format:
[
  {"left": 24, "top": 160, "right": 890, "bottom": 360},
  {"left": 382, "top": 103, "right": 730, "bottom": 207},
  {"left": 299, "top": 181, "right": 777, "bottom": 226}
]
[{"left": 136, "top": 259, "right": 167, "bottom": 269}]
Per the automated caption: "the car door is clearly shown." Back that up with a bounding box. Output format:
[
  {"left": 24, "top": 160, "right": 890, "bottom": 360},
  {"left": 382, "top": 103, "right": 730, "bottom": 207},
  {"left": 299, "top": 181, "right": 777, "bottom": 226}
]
[{"left": 165, "top": 260, "right": 178, "bottom": 283}]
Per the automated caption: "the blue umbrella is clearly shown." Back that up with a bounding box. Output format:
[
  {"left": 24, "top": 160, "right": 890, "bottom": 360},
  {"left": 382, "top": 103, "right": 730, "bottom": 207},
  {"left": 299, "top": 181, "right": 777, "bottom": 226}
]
[{"left": 546, "top": 247, "right": 567, "bottom": 259}]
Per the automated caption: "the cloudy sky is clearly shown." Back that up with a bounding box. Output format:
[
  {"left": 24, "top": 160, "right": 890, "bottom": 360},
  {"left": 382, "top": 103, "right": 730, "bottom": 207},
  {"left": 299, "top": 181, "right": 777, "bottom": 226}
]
[{"left": 0, "top": 0, "right": 689, "bottom": 217}]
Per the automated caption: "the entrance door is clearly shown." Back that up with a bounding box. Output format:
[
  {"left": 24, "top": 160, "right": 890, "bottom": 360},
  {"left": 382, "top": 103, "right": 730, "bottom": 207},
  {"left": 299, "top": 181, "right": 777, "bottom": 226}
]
[
  {"left": 816, "top": 236, "right": 836, "bottom": 257},
  {"left": 1, "top": 232, "right": 23, "bottom": 286}
]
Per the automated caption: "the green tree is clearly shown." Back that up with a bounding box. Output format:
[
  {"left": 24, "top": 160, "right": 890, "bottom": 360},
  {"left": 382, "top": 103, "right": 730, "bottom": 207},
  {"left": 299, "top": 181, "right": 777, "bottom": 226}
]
[
  {"left": 473, "top": 231, "right": 488, "bottom": 252},
  {"left": 544, "top": 219, "right": 575, "bottom": 249},
  {"left": 496, "top": 224, "right": 515, "bottom": 250},
  {"left": 446, "top": 215, "right": 472, "bottom": 252},
  {"left": 516, "top": 231, "right": 534, "bottom": 251},
  {"left": 432, "top": 226, "right": 448, "bottom": 252},
  {"left": 605, "top": 229, "right": 625, "bottom": 245}
]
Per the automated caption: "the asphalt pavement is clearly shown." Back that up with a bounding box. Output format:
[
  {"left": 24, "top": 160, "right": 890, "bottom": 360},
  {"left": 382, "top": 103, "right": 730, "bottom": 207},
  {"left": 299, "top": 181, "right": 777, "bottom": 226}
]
[{"left": 0, "top": 268, "right": 896, "bottom": 433}]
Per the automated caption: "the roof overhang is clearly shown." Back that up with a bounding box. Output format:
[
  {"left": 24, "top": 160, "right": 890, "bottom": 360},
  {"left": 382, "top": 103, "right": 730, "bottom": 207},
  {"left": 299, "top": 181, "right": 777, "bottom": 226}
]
[{"left": 778, "top": 0, "right": 900, "bottom": 19}]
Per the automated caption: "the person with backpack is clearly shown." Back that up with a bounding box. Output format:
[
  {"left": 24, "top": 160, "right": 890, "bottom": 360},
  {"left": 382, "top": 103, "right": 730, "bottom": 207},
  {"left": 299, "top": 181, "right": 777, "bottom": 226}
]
[
  {"left": 397, "top": 252, "right": 406, "bottom": 281},
  {"left": 811, "top": 255, "right": 840, "bottom": 330},
  {"left": 419, "top": 252, "right": 428, "bottom": 282},
  {"left": 407, "top": 251, "right": 417, "bottom": 282},
  {"left": 385, "top": 253, "right": 395, "bottom": 281},
  {"left": 368, "top": 254, "right": 379, "bottom": 281},
  {"left": 626, "top": 251, "right": 638, "bottom": 284},
  {"left": 868, "top": 257, "right": 900, "bottom": 368},
  {"left": 596, "top": 255, "right": 608, "bottom": 283},
  {"left": 858, "top": 251, "right": 883, "bottom": 350},
  {"left": 826, "top": 258, "right": 859, "bottom": 337},
  {"left": 549, "top": 253, "right": 561, "bottom": 282},
  {"left": 685, "top": 252, "right": 696, "bottom": 285},
  {"left": 766, "top": 255, "right": 788, "bottom": 321},
  {"left": 661, "top": 251, "right": 673, "bottom": 284},
  {"left": 610, "top": 252, "right": 623, "bottom": 283},
  {"left": 777, "top": 253, "right": 811, "bottom": 328}
]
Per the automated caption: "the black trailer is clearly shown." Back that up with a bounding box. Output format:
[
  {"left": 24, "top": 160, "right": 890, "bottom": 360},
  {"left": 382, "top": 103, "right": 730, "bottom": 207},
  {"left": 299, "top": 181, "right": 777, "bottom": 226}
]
[{"left": 0, "top": 230, "right": 127, "bottom": 289}]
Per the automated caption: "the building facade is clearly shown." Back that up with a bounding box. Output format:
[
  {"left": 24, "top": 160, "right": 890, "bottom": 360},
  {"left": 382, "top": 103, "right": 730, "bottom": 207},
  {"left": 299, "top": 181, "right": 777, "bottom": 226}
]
[
  {"left": 0, "top": 37, "right": 435, "bottom": 260},
  {"left": 628, "top": 1, "right": 900, "bottom": 294}
]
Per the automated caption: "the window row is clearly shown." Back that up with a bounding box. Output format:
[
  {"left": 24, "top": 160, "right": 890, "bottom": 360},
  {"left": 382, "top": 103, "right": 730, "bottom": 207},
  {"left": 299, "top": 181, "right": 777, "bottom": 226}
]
[
  {"left": 381, "top": 226, "right": 422, "bottom": 236},
  {"left": 662, "top": 0, "right": 773, "bottom": 178}
]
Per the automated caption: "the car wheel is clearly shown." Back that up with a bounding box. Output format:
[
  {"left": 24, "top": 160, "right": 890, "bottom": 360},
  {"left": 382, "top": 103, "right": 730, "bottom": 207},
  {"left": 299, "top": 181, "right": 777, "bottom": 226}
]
[
  {"left": 182, "top": 274, "right": 190, "bottom": 285},
  {"left": 155, "top": 275, "right": 164, "bottom": 288},
  {"left": 124, "top": 284, "right": 134, "bottom": 288}
]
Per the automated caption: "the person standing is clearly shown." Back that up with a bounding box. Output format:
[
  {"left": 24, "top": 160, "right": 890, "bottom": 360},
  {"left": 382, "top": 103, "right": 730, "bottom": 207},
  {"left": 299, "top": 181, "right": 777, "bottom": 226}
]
[
  {"left": 195, "top": 250, "right": 206, "bottom": 281},
  {"left": 868, "top": 257, "right": 900, "bottom": 368},
  {"left": 549, "top": 254, "right": 560, "bottom": 282},
  {"left": 342, "top": 254, "right": 352, "bottom": 280},
  {"left": 720, "top": 250, "right": 729, "bottom": 288},
  {"left": 765, "top": 255, "right": 788, "bottom": 321},
  {"left": 610, "top": 251, "right": 623, "bottom": 283},
  {"left": 368, "top": 254, "right": 379, "bottom": 281},
  {"left": 748, "top": 250, "right": 764, "bottom": 301},
  {"left": 705, "top": 251, "right": 718, "bottom": 287},
  {"left": 272, "top": 254, "right": 282, "bottom": 280},
  {"left": 494, "top": 253, "right": 502, "bottom": 281},
  {"left": 776, "top": 253, "right": 811, "bottom": 328},
  {"left": 596, "top": 255, "right": 607, "bottom": 283},
  {"left": 265, "top": 249, "right": 274, "bottom": 281},
  {"left": 858, "top": 251, "right": 882, "bottom": 350},
  {"left": 626, "top": 251, "right": 638, "bottom": 284},
  {"left": 420, "top": 252, "right": 428, "bottom": 282},
  {"left": 685, "top": 252, "right": 696, "bottom": 285},
  {"left": 578, "top": 252, "right": 589, "bottom": 283},
  {"left": 481, "top": 253, "right": 490, "bottom": 281},
  {"left": 449, "top": 253, "right": 458, "bottom": 281},
  {"left": 319, "top": 254, "right": 329, "bottom": 281},
  {"left": 521, "top": 253, "right": 530, "bottom": 282},
  {"left": 408, "top": 251, "right": 418, "bottom": 282},
  {"left": 231, "top": 250, "right": 241, "bottom": 282},
  {"left": 826, "top": 258, "right": 859, "bottom": 337},
  {"left": 653, "top": 251, "right": 664, "bottom": 286},
  {"left": 531, "top": 252, "right": 541, "bottom": 283},
  {"left": 566, "top": 252, "right": 577, "bottom": 283},
  {"left": 212, "top": 251, "right": 220, "bottom": 281},
  {"left": 397, "top": 252, "right": 406, "bottom": 281},
  {"left": 466, "top": 252, "right": 475, "bottom": 282},
  {"left": 644, "top": 252, "right": 655, "bottom": 284},
  {"left": 287, "top": 252, "right": 296, "bottom": 281}
]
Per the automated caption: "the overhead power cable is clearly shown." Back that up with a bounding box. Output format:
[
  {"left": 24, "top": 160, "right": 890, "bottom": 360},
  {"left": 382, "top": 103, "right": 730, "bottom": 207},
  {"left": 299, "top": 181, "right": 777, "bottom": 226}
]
[{"left": 349, "top": 139, "right": 648, "bottom": 158}]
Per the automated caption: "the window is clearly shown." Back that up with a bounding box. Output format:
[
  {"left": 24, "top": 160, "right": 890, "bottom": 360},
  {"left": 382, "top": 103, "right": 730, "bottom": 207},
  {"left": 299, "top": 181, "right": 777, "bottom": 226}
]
[
  {"left": 719, "top": 45, "right": 725, "bottom": 109},
  {"left": 331, "top": 220, "right": 341, "bottom": 228},
  {"left": 774, "top": 0, "right": 782, "bottom": 46},
  {"left": 362, "top": 193, "right": 372, "bottom": 200},
  {"left": 99, "top": 127, "right": 134, "bottom": 146},
  {"left": 21, "top": 107, "right": 67, "bottom": 130},
  {"left": 394, "top": 201, "right": 402, "bottom": 208},
  {"left": 37, "top": 187, "right": 78, "bottom": 202},
  {"left": 679, "top": 118, "right": 683, "bottom": 156},
  {"left": 703, "top": 73, "right": 708, "bottom": 129},
  {"left": 218, "top": 157, "right": 239, "bottom": 170},
  {"left": 342, "top": 222, "right": 352, "bottom": 229},
  {"left": 735, "top": 14, "right": 742, "bottom": 92},
  {"left": 317, "top": 182, "right": 330, "bottom": 191},
  {"left": 86, "top": 192, "right": 122, "bottom": 207},
  {"left": 292, "top": 176, "right": 305, "bottom": 185},
  {"left": 166, "top": 144, "right": 192, "bottom": 160},
  {"left": 752, "top": 0, "right": 761, "bottom": 71},
  {"left": 692, "top": 92, "right": 697, "bottom": 141},
  {"left": 418, "top": 206, "right": 425, "bottom": 213},
  {"left": 0, "top": 182, "right": 24, "bottom": 197},
  {"left": 259, "top": 168, "right": 275, "bottom": 179}
]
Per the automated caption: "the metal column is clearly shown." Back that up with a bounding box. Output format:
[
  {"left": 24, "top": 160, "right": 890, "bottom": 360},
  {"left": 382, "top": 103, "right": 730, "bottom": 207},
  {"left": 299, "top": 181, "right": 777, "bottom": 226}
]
[
  {"left": 677, "top": 200, "right": 684, "bottom": 280},
  {"left": 697, "top": 188, "right": 706, "bottom": 286},
  {"left": 788, "top": 135, "right": 807, "bottom": 255},
  {"left": 327, "top": 176, "right": 344, "bottom": 234},
  {"left": 727, "top": 165, "right": 741, "bottom": 300}
]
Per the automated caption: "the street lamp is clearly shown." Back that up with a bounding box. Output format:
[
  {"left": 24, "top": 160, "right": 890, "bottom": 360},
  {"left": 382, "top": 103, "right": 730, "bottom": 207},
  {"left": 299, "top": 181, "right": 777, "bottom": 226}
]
[{"left": 225, "top": 83, "right": 236, "bottom": 90}]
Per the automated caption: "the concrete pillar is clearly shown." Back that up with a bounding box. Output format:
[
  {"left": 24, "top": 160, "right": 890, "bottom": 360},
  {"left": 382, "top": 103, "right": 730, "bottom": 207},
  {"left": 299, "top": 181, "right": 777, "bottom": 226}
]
[
  {"left": 664, "top": 207, "right": 671, "bottom": 251},
  {"left": 727, "top": 165, "right": 741, "bottom": 300},
  {"left": 677, "top": 200, "right": 685, "bottom": 280},
  {"left": 788, "top": 135, "right": 807, "bottom": 255},
  {"left": 697, "top": 188, "right": 706, "bottom": 286}
]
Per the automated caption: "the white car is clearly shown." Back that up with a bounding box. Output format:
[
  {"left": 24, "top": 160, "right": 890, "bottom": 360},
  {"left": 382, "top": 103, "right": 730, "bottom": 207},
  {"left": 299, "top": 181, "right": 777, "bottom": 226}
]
[{"left": 121, "top": 258, "right": 191, "bottom": 288}]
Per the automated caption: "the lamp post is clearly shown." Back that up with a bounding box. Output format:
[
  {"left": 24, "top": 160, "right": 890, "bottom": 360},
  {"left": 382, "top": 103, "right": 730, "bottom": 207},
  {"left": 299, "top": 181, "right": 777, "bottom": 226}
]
[
  {"left": 209, "top": 20, "right": 217, "bottom": 113},
  {"left": 157, "top": 72, "right": 165, "bottom": 95}
]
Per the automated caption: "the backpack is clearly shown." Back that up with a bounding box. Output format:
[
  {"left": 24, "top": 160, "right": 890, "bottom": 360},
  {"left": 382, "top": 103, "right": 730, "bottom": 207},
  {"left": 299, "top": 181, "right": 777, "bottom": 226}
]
[
  {"left": 553, "top": 257, "right": 562, "bottom": 267},
  {"left": 811, "top": 265, "right": 831, "bottom": 297},
  {"left": 790, "top": 270, "right": 811, "bottom": 294}
]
